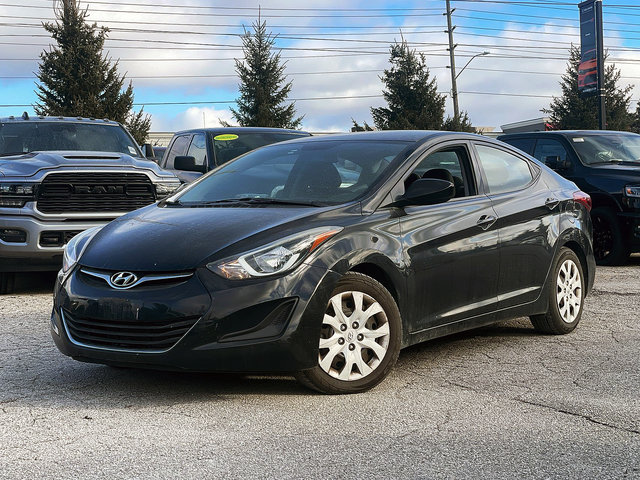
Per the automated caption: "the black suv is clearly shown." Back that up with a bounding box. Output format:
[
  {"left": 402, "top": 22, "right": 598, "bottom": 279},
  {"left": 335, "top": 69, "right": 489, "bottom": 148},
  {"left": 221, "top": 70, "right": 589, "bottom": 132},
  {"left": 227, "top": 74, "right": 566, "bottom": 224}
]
[
  {"left": 498, "top": 130, "right": 640, "bottom": 264},
  {"left": 159, "top": 127, "right": 311, "bottom": 183}
]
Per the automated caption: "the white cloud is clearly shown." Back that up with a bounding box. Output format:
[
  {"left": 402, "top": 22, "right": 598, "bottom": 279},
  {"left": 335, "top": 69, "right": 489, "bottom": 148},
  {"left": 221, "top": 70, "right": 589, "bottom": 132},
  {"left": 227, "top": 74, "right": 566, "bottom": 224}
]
[{"left": 151, "top": 106, "right": 235, "bottom": 131}]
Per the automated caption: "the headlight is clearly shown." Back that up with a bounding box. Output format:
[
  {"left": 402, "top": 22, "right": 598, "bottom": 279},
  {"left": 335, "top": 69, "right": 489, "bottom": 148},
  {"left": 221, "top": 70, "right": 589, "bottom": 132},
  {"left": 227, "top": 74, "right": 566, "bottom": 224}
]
[
  {"left": 0, "top": 182, "right": 37, "bottom": 207},
  {"left": 623, "top": 185, "right": 640, "bottom": 198},
  {"left": 61, "top": 226, "right": 102, "bottom": 275},
  {"left": 155, "top": 181, "right": 182, "bottom": 198},
  {"left": 208, "top": 226, "right": 343, "bottom": 280}
]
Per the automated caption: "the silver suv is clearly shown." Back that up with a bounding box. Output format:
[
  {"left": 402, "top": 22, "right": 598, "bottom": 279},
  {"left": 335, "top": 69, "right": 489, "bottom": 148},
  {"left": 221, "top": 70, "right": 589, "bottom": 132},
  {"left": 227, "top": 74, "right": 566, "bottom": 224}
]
[{"left": 0, "top": 114, "right": 181, "bottom": 293}]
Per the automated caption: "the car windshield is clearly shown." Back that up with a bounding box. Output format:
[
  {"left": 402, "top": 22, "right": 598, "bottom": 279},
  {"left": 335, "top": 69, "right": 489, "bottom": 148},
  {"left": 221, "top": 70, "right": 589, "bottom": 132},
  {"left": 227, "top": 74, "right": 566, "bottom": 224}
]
[
  {"left": 212, "top": 131, "right": 310, "bottom": 165},
  {"left": 0, "top": 122, "right": 141, "bottom": 157},
  {"left": 175, "top": 139, "right": 410, "bottom": 206},
  {"left": 571, "top": 134, "right": 640, "bottom": 165}
]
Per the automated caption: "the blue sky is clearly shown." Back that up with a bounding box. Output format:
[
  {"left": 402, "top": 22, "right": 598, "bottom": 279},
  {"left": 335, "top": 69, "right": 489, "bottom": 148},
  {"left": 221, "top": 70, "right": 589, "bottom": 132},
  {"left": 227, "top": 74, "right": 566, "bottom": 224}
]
[{"left": 1, "top": 0, "right": 640, "bottom": 133}]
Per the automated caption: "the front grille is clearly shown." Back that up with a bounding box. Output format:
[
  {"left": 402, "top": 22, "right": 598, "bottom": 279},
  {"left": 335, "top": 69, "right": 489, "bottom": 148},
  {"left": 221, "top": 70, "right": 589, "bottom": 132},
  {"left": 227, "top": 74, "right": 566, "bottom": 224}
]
[
  {"left": 37, "top": 172, "right": 156, "bottom": 213},
  {"left": 62, "top": 310, "right": 198, "bottom": 352},
  {"left": 39, "top": 230, "right": 82, "bottom": 247}
]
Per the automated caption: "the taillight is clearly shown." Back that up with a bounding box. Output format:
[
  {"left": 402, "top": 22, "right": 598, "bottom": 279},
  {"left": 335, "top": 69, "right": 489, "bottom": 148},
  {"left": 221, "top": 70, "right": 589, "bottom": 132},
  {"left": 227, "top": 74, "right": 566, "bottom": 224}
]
[{"left": 573, "top": 191, "right": 592, "bottom": 212}]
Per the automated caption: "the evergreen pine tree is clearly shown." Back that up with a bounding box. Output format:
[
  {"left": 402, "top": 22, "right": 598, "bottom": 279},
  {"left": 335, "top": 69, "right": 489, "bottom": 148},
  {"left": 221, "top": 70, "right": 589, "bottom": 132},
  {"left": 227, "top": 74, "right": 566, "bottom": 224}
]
[
  {"left": 441, "top": 112, "right": 475, "bottom": 133},
  {"left": 543, "top": 45, "right": 634, "bottom": 130},
  {"left": 371, "top": 39, "right": 445, "bottom": 130},
  {"left": 231, "top": 19, "right": 303, "bottom": 129},
  {"left": 35, "top": 0, "right": 150, "bottom": 144},
  {"left": 351, "top": 119, "right": 374, "bottom": 132},
  {"left": 631, "top": 103, "right": 640, "bottom": 134}
]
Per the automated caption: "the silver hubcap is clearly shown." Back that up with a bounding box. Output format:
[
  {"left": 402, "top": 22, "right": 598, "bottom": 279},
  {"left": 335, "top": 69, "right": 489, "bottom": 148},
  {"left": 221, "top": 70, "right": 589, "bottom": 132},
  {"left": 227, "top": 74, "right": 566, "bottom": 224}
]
[
  {"left": 556, "top": 259, "right": 582, "bottom": 324},
  {"left": 319, "top": 291, "right": 390, "bottom": 381}
]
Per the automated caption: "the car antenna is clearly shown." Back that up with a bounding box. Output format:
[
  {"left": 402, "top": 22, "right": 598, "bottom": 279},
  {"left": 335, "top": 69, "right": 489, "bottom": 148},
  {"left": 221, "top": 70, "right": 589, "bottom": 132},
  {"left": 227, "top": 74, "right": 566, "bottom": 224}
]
[{"left": 22, "top": 111, "right": 29, "bottom": 120}]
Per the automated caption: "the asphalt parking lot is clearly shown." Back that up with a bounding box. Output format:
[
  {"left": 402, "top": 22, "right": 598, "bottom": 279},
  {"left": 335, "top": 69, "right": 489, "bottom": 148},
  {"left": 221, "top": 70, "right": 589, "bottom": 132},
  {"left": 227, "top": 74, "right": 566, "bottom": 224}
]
[{"left": 1, "top": 260, "right": 639, "bottom": 479}]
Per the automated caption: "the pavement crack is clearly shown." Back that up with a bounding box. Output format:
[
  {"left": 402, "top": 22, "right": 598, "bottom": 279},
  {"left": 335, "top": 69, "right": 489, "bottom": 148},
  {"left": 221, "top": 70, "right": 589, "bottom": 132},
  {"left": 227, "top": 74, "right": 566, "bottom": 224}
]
[{"left": 514, "top": 398, "right": 640, "bottom": 436}]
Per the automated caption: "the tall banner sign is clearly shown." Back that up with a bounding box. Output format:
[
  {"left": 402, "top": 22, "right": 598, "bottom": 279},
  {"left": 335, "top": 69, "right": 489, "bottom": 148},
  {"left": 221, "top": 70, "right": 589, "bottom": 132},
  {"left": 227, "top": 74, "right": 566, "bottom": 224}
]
[{"left": 578, "top": 0, "right": 600, "bottom": 96}]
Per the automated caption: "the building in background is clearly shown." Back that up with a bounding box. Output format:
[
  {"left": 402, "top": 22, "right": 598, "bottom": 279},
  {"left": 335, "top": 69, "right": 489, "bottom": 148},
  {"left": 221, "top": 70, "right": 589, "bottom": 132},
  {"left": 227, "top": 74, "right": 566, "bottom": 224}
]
[{"left": 500, "top": 117, "right": 553, "bottom": 134}]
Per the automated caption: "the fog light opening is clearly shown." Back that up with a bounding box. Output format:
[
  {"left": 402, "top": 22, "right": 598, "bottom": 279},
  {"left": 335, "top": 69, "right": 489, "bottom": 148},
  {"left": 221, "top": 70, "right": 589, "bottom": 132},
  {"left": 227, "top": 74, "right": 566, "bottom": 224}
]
[{"left": 0, "top": 228, "right": 27, "bottom": 243}]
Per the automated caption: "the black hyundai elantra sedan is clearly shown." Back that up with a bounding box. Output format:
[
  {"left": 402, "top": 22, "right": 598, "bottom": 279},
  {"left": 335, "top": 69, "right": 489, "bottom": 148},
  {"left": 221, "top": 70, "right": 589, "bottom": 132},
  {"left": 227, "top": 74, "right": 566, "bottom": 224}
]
[{"left": 51, "top": 131, "right": 595, "bottom": 394}]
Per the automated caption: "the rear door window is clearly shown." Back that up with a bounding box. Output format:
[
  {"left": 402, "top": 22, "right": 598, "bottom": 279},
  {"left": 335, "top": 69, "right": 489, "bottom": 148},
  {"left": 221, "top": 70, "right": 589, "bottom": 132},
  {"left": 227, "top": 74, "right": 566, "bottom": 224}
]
[
  {"left": 502, "top": 137, "right": 535, "bottom": 156},
  {"left": 475, "top": 144, "right": 533, "bottom": 194},
  {"left": 533, "top": 139, "right": 569, "bottom": 166}
]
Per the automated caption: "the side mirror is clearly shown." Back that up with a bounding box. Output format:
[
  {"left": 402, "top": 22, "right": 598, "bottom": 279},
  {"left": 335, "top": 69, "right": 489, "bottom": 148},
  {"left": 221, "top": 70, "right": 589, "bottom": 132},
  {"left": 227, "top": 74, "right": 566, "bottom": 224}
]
[
  {"left": 389, "top": 178, "right": 455, "bottom": 208},
  {"left": 141, "top": 143, "right": 155, "bottom": 159},
  {"left": 545, "top": 155, "right": 571, "bottom": 170},
  {"left": 174, "top": 155, "right": 206, "bottom": 174}
]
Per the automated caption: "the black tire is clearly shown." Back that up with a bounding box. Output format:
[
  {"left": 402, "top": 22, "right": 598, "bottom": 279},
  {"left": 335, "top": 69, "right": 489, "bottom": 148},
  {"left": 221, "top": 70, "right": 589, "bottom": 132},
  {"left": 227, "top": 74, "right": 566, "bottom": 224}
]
[
  {"left": 591, "top": 207, "right": 629, "bottom": 266},
  {"left": 295, "top": 272, "right": 402, "bottom": 394},
  {"left": 0, "top": 273, "right": 15, "bottom": 295},
  {"left": 530, "top": 247, "right": 585, "bottom": 335}
]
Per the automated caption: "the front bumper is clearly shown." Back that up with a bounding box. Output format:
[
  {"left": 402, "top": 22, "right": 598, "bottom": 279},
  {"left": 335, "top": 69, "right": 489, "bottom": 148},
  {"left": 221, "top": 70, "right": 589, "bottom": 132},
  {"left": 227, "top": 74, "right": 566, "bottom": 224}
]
[
  {"left": 51, "top": 263, "right": 342, "bottom": 372},
  {"left": 0, "top": 211, "right": 108, "bottom": 272},
  {"left": 617, "top": 211, "right": 640, "bottom": 250}
]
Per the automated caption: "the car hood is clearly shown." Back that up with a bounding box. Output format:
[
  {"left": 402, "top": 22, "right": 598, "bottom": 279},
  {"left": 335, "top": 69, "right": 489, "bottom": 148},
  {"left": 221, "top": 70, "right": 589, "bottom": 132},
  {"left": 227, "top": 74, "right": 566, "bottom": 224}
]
[
  {"left": 79, "top": 203, "right": 352, "bottom": 271},
  {"left": 589, "top": 163, "right": 640, "bottom": 178},
  {"left": 0, "top": 151, "right": 175, "bottom": 178}
]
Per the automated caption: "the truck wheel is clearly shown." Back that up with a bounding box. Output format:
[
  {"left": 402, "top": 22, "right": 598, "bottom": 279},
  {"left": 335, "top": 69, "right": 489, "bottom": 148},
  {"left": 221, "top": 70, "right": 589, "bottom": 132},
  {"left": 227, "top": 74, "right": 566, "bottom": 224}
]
[
  {"left": 591, "top": 207, "right": 629, "bottom": 266},
  {"left": 0, "top": 273, "right": 15, "bottom": 294}
]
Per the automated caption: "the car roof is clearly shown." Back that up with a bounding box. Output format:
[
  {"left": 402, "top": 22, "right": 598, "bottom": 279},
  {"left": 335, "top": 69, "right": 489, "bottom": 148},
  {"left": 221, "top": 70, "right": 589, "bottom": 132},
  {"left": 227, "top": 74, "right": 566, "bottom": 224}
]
[
  {"left": 0, "top": 114, "right": 121, "bottom": 125},
  {"left": 253, "top": 130, "right": 486, "bottom": 145},
  {"left": 499, "top": 130, "right": 640, "bottom": 138},
  {"left": 174, "top": 127, "right": 311, "bottom": 135}
]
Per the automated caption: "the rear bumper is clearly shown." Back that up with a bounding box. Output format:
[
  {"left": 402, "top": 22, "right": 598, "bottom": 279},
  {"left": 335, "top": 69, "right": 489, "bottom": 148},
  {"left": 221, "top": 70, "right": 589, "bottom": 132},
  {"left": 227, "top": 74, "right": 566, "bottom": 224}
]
[{"left": 0, "top": 212, "right": 108, "bottom": 272}]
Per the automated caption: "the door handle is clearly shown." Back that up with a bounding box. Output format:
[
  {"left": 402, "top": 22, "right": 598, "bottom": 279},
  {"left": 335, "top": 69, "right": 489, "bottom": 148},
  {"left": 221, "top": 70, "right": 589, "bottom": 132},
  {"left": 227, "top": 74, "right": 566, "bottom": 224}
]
[
  {"left": 476, "top": 214, "right": 497, "bottom": 230},
  {"left": 545, "top": 197, "right": 560, "bottom": 210}
]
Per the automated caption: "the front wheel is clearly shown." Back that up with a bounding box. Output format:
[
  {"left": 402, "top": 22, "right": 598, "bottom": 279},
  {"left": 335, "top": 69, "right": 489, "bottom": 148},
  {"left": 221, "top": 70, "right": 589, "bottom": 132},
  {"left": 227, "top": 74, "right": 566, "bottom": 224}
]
[
  {"left": 530, "top": 247, "right": 585, "bottom": 335},
  {"left": 296, "top": 272, "right": 402, "bottom": 394},
  {"left": 591, "top": 207, "right": 629, "bottom": 266}
]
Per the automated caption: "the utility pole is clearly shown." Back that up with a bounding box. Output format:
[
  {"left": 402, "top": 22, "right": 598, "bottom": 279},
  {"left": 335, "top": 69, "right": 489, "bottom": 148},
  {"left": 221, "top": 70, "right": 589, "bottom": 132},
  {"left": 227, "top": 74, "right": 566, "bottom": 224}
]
[
  {"left": 445, "top": 0, "right": 459, "bottom": 120},
  {"left": 595, "top": 0, "right": 606, "bottom": 130}
]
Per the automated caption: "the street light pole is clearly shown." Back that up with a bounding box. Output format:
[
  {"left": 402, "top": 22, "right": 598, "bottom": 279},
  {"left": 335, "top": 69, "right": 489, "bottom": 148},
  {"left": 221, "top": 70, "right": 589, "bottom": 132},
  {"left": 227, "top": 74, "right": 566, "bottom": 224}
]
[{"left": 455, "top": 51, "right": 490, "bottom": 81}]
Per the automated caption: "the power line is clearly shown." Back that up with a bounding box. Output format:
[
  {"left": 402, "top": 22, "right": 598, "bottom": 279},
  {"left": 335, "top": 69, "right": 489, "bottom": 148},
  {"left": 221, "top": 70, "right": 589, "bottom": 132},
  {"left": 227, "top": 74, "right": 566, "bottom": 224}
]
[
  {"left": 0, "top": 3, "right": 444, "bottom": 17},
  {"left": 4, "top": 90, "right": 639, "bottom": 109}
]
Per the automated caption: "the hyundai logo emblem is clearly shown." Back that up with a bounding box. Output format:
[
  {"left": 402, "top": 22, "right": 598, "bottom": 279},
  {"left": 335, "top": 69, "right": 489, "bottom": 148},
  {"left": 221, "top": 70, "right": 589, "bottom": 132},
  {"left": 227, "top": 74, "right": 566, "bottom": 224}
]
[{"left": 110, "top": 271, "right": 138, "bottom": 289}]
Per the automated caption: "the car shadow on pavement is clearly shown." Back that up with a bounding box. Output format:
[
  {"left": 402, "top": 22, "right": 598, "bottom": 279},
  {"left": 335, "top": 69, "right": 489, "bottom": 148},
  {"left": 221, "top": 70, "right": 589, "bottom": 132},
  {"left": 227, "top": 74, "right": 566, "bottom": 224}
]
[
  {"left": 1, "top": 319, "right": 540, "bottom": 408},
  {"left": 11, "top": 272, "right": 57, "bottom": 294}
]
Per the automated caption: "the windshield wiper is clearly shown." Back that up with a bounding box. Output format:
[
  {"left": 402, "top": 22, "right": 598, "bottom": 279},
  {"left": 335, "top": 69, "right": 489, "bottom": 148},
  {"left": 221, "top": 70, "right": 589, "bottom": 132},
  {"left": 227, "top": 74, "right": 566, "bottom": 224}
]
[
  {"left": 241, "top": 197, "right": 325, "bottom": 207},
  {"left": 0, "top": 152, "right": 27, "bottom": 157}
]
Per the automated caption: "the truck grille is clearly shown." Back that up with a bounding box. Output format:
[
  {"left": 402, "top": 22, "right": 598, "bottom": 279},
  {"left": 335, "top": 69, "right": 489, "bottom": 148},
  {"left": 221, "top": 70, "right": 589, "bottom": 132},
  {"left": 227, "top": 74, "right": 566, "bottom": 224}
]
[
  {"left": 37, "top": 172, "right": 156, "bottom": 213},
  {"left": 62, "top": 310, "right": 198, "bottom": 352}
]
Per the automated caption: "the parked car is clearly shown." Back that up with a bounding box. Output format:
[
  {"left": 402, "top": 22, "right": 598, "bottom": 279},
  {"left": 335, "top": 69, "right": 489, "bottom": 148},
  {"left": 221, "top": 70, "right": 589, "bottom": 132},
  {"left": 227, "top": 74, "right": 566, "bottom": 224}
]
[
  {"left": 51, "top": 131, "right": 595, "bottom": 394},
  {"left": 160, "top": 127, "right": 311, "bottom": 182},
  {"left": 498, "top": 130, "right": 640, "bottom": 265},
  {"left": 0, "top": 114, "right": 181, "bottom": 293}
]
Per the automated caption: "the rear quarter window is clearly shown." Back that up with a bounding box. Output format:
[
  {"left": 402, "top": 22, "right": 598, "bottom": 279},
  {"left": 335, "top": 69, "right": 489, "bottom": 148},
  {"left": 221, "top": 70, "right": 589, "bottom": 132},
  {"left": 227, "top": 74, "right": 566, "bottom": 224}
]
[{"left": 500, "top": 137, "right": 535, "bottom": 155}]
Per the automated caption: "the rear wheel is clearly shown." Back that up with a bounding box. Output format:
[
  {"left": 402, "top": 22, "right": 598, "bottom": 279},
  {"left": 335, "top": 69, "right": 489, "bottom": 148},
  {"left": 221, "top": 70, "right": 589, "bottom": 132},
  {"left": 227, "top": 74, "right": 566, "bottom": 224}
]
[
  {"left": 0, "top": 273, "right": 15, "bottom": 295},
  {"left": 296, "top": 272, "right": 401, "bottom": 394},
  {"left": 591, "top": 207, "right": 629, "bottom": 266},
  {"left": 530, "top": 247, "right": 584, "bottom": 335}
]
